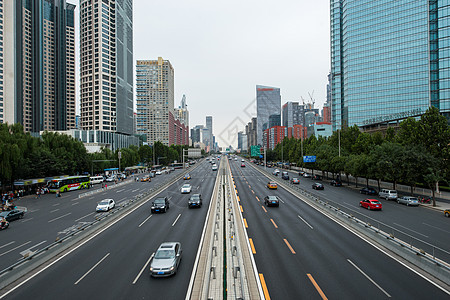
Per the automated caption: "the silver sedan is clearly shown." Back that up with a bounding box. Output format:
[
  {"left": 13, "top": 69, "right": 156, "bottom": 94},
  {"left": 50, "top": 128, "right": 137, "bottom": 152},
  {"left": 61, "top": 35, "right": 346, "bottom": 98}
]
[{"left": 397, "top": 196, "right": 419, "bottom": 206}]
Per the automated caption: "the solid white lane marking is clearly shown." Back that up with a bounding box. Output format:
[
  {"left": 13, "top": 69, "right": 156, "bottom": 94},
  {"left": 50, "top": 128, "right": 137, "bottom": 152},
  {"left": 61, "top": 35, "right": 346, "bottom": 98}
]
[
  {"left": 48, "top": 213, "right": 72, "bottom": 223},
  {"left": 28, "top": 240, "right": 47, "bottom": 251},
  {"left": 74, "top": 253, "right": 110, "bottom": 285},
  {"left": 393, "top": 223, "right": 429, "bottom": 238},
  {"left": 132, "top": 253, "right": 154, "bottom": 284},
  {"left": 72, "top": 202, "right": 79, "bottom": 206},
  {"left": 298, "top": 215, "right": 314, "bottom": 229},
  {"left": 172, "top": 214, "right": 182, "bottom": 227},
  {"left": 75, "top": 212, "right": 95, "bottom": 222},
  {"left": 0, "top": 241, "right": 15, "bottom": 250},
  {"left": 0, "top": 241, "right": 31, "bottom": 257},
  {"left": 347, "top": 259, "right": 391, "bottom": 297},
  {"left": 50, "top": 209, "right": 60, "bottom": 213},
  {"left": 138, "top": 215, "right": 152, "bottom": 228},
  {"left": 422, "top": 222, "right": 450, "bottom": 234}
]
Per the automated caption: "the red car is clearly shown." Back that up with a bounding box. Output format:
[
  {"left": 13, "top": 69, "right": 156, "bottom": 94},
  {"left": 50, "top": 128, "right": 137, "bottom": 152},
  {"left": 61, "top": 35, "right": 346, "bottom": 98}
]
[{"left": 360, "top": 199, "right": 382, "bottom": 210}]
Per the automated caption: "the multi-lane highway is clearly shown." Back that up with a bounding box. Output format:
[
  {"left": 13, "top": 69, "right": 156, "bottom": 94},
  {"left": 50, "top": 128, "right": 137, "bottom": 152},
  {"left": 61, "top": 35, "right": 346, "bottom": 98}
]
[
  {"left": 251, "top": 162, "right": 450, "bottom": 263},
  {"left": 0, "top": 160, "right": 218, "bottom": 299},
  {"left": 229, "top": 159, "right": 449, "bottom": 299},
  {"left": 1, "top": 157, "right": 449, "bottom": 299}
]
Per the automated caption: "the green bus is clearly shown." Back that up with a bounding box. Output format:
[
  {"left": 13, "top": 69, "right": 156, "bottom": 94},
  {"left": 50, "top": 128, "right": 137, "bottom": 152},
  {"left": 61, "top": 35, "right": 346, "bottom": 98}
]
[{"left": 48, "top": 176, "right": 91, "bottom": 193}]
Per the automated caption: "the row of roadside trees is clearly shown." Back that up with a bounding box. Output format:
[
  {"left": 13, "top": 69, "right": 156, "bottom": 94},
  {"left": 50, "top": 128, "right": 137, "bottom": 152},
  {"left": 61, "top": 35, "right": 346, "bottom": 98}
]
[
  {"left": 0, "top": 124, "right": 193, "bottom": 190},
  {"left": 262, "top": 107, "right": 449, "bottom": 203}
]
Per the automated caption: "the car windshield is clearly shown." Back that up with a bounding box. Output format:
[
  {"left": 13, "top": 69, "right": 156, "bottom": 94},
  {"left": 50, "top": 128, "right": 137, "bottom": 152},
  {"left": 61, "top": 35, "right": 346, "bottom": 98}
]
[
  {"left": 370, "top": 200, "right": 381, "bottom": 204},
  {"left": 99, "top": 201, "right": 109, "bottom": 205},
  {"left": 155, "top": 249, "right": 175, "bottom": 259},
  {"left": 408, "top": 197, "right": 418, "bottom": 201},
  {"left": 182, "top": 184, "right": 190, "bottom": 188},
  {"left": 154, "top": 198, "right": 165, "bottom": 204},
  {"left": 190, "top": 195, "right": 200, "bottom": 200},
  {"left": 0, "top": 212, "right": 8, "bottom": 217},
  {"left": 267, "top": 196, "right": 277, "bottom": 200}
]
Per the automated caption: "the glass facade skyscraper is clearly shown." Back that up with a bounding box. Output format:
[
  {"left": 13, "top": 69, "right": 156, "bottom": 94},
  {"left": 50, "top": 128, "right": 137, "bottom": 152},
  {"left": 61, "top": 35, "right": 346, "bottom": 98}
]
[
  {"left": 256, "top": 85, "right": 281, "bottom": 146},
  {"left": 331, "top": 0, "right": 450, "bottom": 130}
]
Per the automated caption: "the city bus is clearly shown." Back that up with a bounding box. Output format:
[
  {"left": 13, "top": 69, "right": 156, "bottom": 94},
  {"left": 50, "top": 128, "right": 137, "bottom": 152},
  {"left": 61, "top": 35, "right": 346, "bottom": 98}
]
[
  {"left": 48, "top": 176, "right": 91, "bottom": 193},
  {"left": 169, "top": 163, "right": 184, "bottom": 169}
]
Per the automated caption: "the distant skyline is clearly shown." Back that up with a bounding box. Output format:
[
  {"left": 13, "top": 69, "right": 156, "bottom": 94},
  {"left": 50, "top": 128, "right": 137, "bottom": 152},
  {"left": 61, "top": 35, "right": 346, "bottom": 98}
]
[{"left": 76, "top": 0, "right": 331, "bottom": 148}]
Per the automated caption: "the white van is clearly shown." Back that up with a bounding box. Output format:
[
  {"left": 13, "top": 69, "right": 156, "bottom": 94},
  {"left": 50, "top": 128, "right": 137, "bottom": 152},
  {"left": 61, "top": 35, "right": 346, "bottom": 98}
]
[
  {"left": 379, "top": 189, "right": 398, "bottom": 200},
  {"left": 90, "top": 176, "right": 104, "bottom": 185}
]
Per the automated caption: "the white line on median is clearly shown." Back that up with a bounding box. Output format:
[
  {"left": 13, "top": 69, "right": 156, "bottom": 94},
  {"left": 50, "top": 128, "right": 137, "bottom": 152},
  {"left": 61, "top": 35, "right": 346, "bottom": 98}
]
[
  {"left": 74, "top": 253, "right": 110, "bottom": 285},
  {"left": 132, "top": 253, "right": 154, "bottom": 284},
  {"left": 75, "top": 212, "right": 95, "bottom": 222},
  {"left": 0, "top": 241, "right": 15, "bottom": 250},
  {"left": 138, "top": 215, "right": 152, "bottom": 227},
  {"left": 347, "top": 259, "right": 391, "bottom": 297},
  {"left": 28, "top": 240, "right": 47, "bottom": 251},
  {"left": 298, "top": 215, "right": 313, "bottom": 229},
  {"left": 0, "top": 241, "right": 31, "bottom": 257},
  {"left": 172, "top": 214, "right": 181, "bottom": 226},
  {"left": 48, "top": 213, "right": 72, "bottom": 223}
]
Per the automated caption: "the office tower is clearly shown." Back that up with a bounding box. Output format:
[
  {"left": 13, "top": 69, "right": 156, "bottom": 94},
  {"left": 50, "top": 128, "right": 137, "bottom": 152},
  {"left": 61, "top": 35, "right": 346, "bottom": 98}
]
[
  {"left": 237, "top": 131, "right": 243, "bottom": 150},
  {"left": 256, "top": 85, "right": 281, "bottom": 146},
  {"left": 80, "top": 0, "right": 133, "bottom": 134},
  {"left": 1, "top": 0, "right": 75, "bottom": 132},
  {"left": 331, "top": 0, "right": 450, "bottom": 130},
  {"left": 205, "top": 116, "right": 213, "bottom": 147},
  {"left": 191, "top": 125, "right": 204, "bottom": 144},
  {"left": 268, "top": 114, "right": 281, "bottom": 128},
  {"left": 136, "top": 58, "right": 174, "bottom": 145}
]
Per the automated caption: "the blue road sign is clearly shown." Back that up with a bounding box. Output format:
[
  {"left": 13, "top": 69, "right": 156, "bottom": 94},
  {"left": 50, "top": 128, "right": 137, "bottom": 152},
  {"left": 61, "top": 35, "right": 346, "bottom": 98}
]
[
  {"left": 303, "top": 155, "right": 316, "bottom": 163},
  {"left": 259, "top": 155, "right": 263, "bottom": 158}
]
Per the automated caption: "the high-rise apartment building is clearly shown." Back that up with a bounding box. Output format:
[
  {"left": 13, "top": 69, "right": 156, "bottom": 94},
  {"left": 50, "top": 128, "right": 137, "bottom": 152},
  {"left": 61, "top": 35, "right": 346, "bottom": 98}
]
[
  {"left": 80, "top": 0, "right": 133, "bottom": 134},
  {"left": 136, "top": 58, "right": 175, "bottom": 146},
  {"left": 282, "top": 102, "right": 304, "bottom": 128},
  {"left": 1, "top": 0, "right": 76, "bottom": 132},
  {"left": 256, "top": 85, "right": 281, "bottom": 146},
  {"left": 331, "top": 0, "right": 450, "bottom": 130}
]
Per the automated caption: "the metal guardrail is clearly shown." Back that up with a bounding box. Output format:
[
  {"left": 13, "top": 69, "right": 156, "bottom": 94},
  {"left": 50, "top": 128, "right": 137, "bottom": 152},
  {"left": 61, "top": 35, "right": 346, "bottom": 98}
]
[
  {"left": 249, "top": 162, "right": 450, "bottom": 285},
  {"left": 0, "top": 163, "right": 202, "bottom": 281}
]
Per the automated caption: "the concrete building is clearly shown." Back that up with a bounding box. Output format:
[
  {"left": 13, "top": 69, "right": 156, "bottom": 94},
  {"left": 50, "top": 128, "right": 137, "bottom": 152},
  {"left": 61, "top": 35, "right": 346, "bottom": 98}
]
[
  {"left": 205, "top": 116, "right": 213, "bottom": 147},
  {"left": 1, "top": 0, "right": 76, "bottom": 133},
  {"left": 136, "top": 58, "right": 177, "bottom": 146},
  {"left": 264, "top": 125, "right": 287, "bottom": 150},
  {"left": 257, "top": 85, "right": 281, "bottom": 146},
  {"left": 80, "top": 0, "right": 133, "bottom": 134},
  {"left": 282, "top": 102, "right": 304, "bottom": 128},
  {"left": 331, "top": 0, "right": 450, "bottom": 130}
]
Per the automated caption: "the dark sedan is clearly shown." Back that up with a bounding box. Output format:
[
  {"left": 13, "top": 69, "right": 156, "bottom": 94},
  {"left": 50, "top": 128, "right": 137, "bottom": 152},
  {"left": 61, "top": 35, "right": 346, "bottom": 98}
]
[
  {"left": 264, "top": 195, "right": 280, "bottom": 207},
  {"left": 188, "top": 194, "right": 202, "bottom": 208},
  {"left": 0, "top": 209, "right": 24, "bottom": 221},
  {"left": 312, "top": 174, "right": 322, "bottom": 180},
  {"left": 312, "top": 182, "right": 324, "bottom": 190},
  {"left": 360, "top": 187, "right": 377, "bottom": 195},
  {"left": 330, "top": 180, "right": 342, "bottom": 187}
]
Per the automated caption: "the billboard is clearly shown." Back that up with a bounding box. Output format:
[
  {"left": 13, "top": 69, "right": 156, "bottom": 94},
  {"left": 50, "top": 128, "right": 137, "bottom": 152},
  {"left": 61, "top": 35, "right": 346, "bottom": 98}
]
[{"left": 188, "top": 148, "right": 202, "bottom": 158}]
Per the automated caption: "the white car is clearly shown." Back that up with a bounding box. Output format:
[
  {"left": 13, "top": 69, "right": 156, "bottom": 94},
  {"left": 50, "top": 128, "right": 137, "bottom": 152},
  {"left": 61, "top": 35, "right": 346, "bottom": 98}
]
[
  {"left": 212, "top": 164, "right": 218, "bottom": 171},
  {"left": 155, "top": 170, "right": 162, "bottom": 175},
  {"left": 96, "top": 199, "right": 115, "bottom": 212},
  {"left": 181, "top": 184, "right": 192, "bottom": 194},
  {"left": 273, "top": 169, "right": 280, "bottom": 176}
]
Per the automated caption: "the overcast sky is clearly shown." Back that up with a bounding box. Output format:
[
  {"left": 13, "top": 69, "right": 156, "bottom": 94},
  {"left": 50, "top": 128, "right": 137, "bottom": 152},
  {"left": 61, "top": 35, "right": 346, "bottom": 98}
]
[{"left": 76, "top": 0, "right": 331, "bottom": 148}]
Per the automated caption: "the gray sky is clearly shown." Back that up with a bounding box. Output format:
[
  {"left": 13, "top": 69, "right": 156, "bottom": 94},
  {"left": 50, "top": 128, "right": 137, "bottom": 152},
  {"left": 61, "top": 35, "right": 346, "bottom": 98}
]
[{"left": 77, "top": 1, "right": 331, "bottom": 148}]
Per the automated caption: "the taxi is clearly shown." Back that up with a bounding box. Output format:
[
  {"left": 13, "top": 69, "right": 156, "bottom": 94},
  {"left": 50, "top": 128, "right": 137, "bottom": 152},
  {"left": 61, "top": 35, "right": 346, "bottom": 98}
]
[
  {"left": 184, "top": 173, "right": 191, "bottom": 180},
  {"left": 267, "top": 181, "right": 278, "bottom": 189},
  {"left": 140, "top": 176, "right": 150, "bottom": 182}
]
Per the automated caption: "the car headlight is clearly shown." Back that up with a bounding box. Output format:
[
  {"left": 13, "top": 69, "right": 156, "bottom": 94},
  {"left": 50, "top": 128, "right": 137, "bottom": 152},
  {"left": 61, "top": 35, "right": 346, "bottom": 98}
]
[
  {"left": 169, "top": 266, "right": 175, "bottom": 271},
  {"left": 149, "top": 267, "right": 153, "bottom": 271},
  {"left": 151, "top": 206, "right": 155, "bottom": 209}
]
